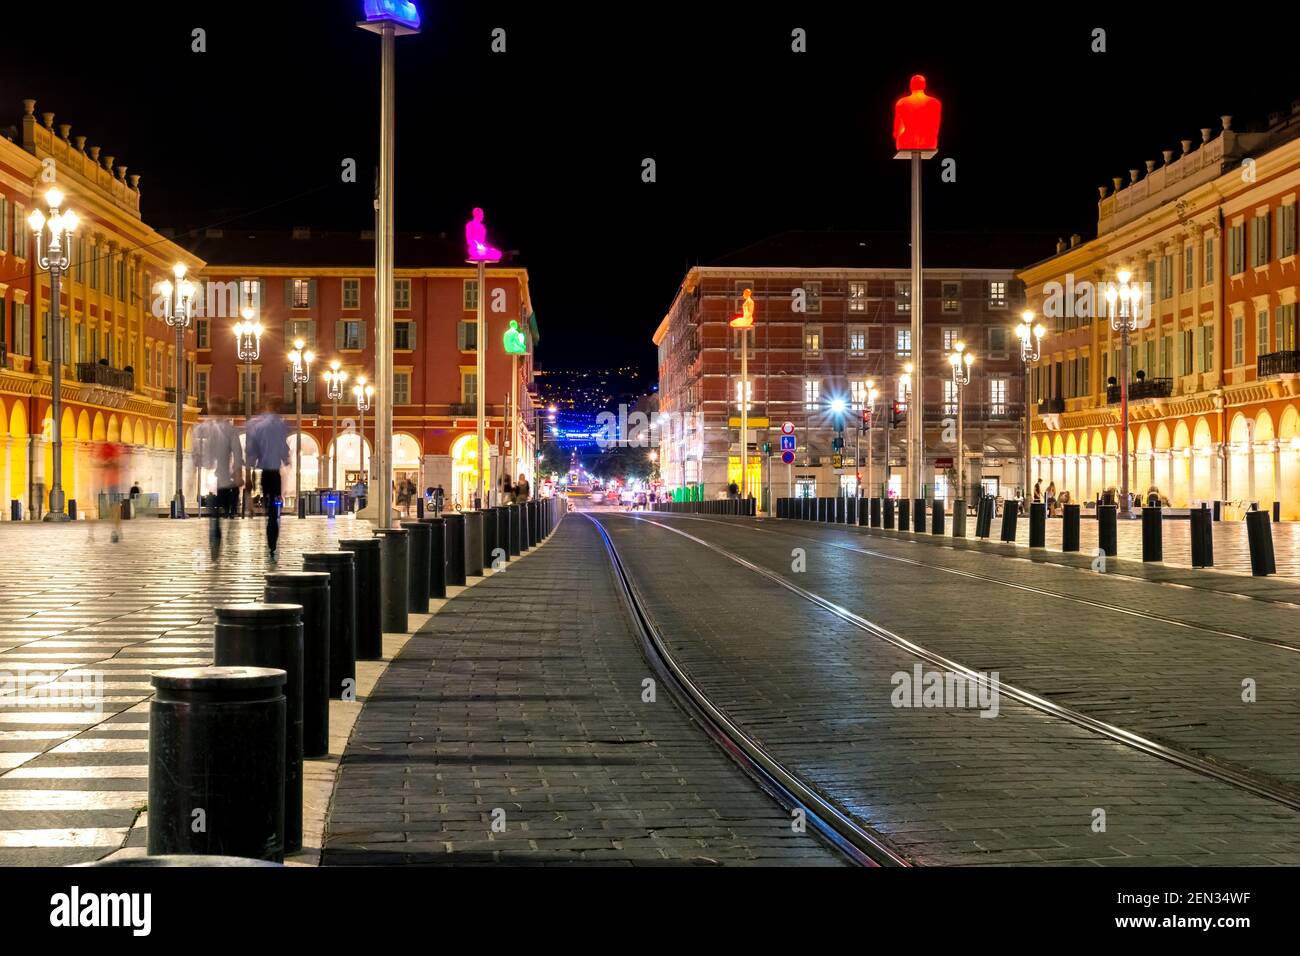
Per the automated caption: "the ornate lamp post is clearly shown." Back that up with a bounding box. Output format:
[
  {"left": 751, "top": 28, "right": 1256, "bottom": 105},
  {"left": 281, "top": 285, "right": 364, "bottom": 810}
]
[
  {"left": 27, "top": 187, "right": 79, "bottom": 521},
  {"left": 1106, "top": 269, "right": 1142, "bottom": 516},
  {"left": 323, "top": 361, "right": 348, "bottom": 490},
  {"left": 865, "top": 379, "right": 879, "bottom": 497},
  {"left": 160, "top": 264, "right": 197, "bottom": 518},
  {"left": 353, "top": 376, "right": 374, "bottom": 488},
  {"left": 288, "top": 337, "right": 315, "bottom": 512},
  {"left": 949, "top": 341, "right": 975, "bottom": 500},
  {"left": 234, "top": 307, "right": 263, "bottom": 419},
  {"left": 1015, "top": 312, "right": 1046, "bottom": 505}
]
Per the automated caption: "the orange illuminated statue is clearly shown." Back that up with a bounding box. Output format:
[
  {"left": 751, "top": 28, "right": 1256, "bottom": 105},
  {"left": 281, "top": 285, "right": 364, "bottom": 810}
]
[
  {"left": 893, "top": 74, "right": 942, "bottom": 154},
  {"left": 730, "top": 288, "right": 755, "bottom": 328}
]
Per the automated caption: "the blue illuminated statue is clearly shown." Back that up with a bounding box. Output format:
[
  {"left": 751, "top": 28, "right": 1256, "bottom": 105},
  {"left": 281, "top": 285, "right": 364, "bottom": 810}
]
[{"left": 363, "top": 0, "right": 420, "bottom": 29}]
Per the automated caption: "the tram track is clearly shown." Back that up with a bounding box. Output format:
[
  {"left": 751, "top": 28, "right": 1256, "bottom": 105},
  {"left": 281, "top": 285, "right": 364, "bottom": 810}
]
[
  {"left": 666, "top": 513, "right": 1300, "bottom": 656},
  {"left": 621, "top": 512, "right": 1300, "bottom": 816},
  {"left": 584, "top": 512, "right": 912, "bottom": 868}
]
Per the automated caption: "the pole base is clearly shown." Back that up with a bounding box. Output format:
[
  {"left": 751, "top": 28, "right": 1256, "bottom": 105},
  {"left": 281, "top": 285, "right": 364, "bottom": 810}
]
[{"left": 41, "top": 512, "right": 71, "bottom": 523}]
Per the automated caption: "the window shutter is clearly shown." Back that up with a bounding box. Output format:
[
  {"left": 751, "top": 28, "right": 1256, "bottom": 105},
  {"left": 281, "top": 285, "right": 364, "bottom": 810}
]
[
  {"left": 457, "top": 321, "right": 467, "bottom": 351},
  {"left": 408, "top": 320, "right": 417, "bottom": 351},
  {"left": 307, "top": 319, "right": 317, "bottom": 348},
  {"left": 359, "top": 323, "right": 367, "bottom": 351},
  {"left": 258, "top": 279, "right": 267, "bottom": 310},
  {"left": 309, "top": 279, "right": 318, "bottom": 309},
  {"left": 284, "top": 279, "right": 293, "bottom": 309},
  {"left": 336, "top": 320, "right": 345, "bottom": 349},
  {"left": 306, "top": 378, "right": 317, "bottom": 404},
  {"left": 283, "top": 371, "right": 293, "bottom": 403}
]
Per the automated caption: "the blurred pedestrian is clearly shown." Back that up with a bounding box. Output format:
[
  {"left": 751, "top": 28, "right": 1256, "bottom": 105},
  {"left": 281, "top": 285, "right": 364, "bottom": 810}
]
[
  {"left": 514, "top": 473, "right": 531, "bottom": 502},
  {"left": 194, "top": 412, "right": 244, "bottom": 559},
  {"left": 245, "top": 395, "right": 291, "bottom": 561},
  {"left": 92, "top": 441, "right": 128, "bottom": 543},
  {"left": 397, "top": 477, "right": 413, "bottom": 517}
]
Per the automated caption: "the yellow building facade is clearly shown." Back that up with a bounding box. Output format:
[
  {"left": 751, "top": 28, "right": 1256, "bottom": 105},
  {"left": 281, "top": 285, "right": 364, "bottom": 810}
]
[
  {"left": 0, "top": 100, "right": 201, "bottom": 517},
  {"left": 1019, "top": 113, "right": 1300, "bottom": 519}
]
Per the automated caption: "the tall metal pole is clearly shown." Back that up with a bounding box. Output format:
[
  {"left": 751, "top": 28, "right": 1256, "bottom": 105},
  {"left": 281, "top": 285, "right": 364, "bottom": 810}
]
[
  {"left": 476, "top": 258, "right": 486, "bottom": 509},
  {"left": 1024, "top": 355, "right": 1032, "bottom": 502},
  {"left": 739, "top": 329, "right": 748, "bottom": 499},
  {"left": 174, "top": 323, "right": 185, "bottom": 516},
  {"left": 910, "top": 150, "right": 924, "bottom": 499},
  {"left": 1119, "top": 322, "right": 1131, "bottom": 516},
  {"left": 331, "top": 398, "right": 339, "bottom": 490},
  {"left": 48, "top": 262, "right": 67, "bottom": 520},
  {"left": 374, "top": 21, "right": 396, "bottom": 529},
  {"left": 295, "top": 381, "right": 303, "bottom": 506},
  {"left": 510, "top": 352, "right": 518, "bottom": 490},
  {"left": 957, "top": 378, "right": 964, "bottom": 499},
  {"left": 360, "top": 404, "right": 367, "bottom": 481}
]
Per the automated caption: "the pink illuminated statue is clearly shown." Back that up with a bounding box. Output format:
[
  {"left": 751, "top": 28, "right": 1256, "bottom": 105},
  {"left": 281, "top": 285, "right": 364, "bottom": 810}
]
[
  {"left": 465, "top": 207, "right": 502, "bottom": 262},
  {"left": 730, "top": 288, "right": 755, "bottom": 328},
  {"left": 893, "top": 74, "right": 942, "bottom": 153}
]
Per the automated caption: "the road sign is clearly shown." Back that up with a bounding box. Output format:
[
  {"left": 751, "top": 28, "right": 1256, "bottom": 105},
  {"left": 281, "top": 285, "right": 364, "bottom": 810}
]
[
  {"left": 780, "top": 421, "right": 795, "bottom": 435},
  {"left": 781, "top": 450, "right": 795, "bottom": 464},
  {"left": 832, "top": 453, "right": 843, "bottom": 469},
  {"left": 779, "top": 435, "right": 796, "bottom": 452}
]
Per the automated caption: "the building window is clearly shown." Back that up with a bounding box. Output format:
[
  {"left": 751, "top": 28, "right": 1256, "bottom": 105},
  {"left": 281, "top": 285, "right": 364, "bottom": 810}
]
[
  {"left": 461, "top": 370, "right": 477, "bottom": 405},
  {"left": 848, "top": 327, "right": 867, "bottom": 356},
  {"left": 90, "top": 242, "right": 98, "bottom": 288},
  {"left": 104, "top": 253, "right": 114, "bottom": 297},
  {"left": 197, "top": 370, "right": 209, "bottom": 409},
  {"left": 990, "top": 378, "right": 1007, "bottom": 416},
  {"left": 895, "top": 328, "right": 911, "bottom": 357},
  {"left": 1200, "top": 325, "right": 1214, "bottom": 372},
  {"left": 849, "top": 379, "right": 868, "bottom": 409},
  {"left": 457, "top": 320, "right": 478, "bottom": 351},
  {"left": 341, "top": 320, "right": 363, "bottom": 350},
  {"left": 1184, "top": 246, "right": 1194, "bottom": 291},
  {"left": 1160, "top": 334, "right": 1172, "bottom": 378},
  {"left": 14, "top": 303, "right": 29, "bottom": 355},
  {"left": 988, "top": 281, "right": 1008, "bottom": 309},
  {"left": 802, "top": 281, "right": 822, "bottom": 313},
  {"left": 942, "top": 327, "right": 960, "bottom": 351},
  {"left": 1277, "top": 303, "right": 1297, "bottom": 352},
  {"left": 895, "top": 377, "right": 909, "bottom": 409},
  {"left": 942, "top": 282, "right": 961, "bottom": 312},
  {"left": 1143, "top": 340, "right": 1155, "bottom": 378},
  {"left": 1280, "top": 204, "right": 1298, "bottom": 259},
  {"left": 394, "top": 278, "right": 411, "bottom": 310},
  {"left": 14, "top": 206, "right": 27, "bottom": 258},
  {"left": 732, "top": 326, "right": 755, "bottom": 354},
  {"left": 804, "top": 326, "right": 822, "bottom": 356},
  {"left": 987, "top": 326, "right": 1008, "bottom": 356},
  {"left": 343, "top": 278, "right": 360, "bottom": 310},
  {"left": 1233, "top": 316, "right": 1244, "bottom": 367},
  {"left": 733, "top": 378, "right": 753, "bottom": 411},
  {"left": 895, "top": 280, "right": 910, "bottom": 312},
  {"left": 1204, "top": 237, "right": 1214, "bottom": 284},
  {"left": 1160, "top": 254, "right": 1173, "bottom": 299},
  {"left": 1257, "top": 310, "right": 1270, "bottom": 359},
  {"left": 239, "top": 368, "right": 260, "bottom": 407},
  {"left": 394, "top": 370, "right": 411, "bottom": 405},
  {"left": 291, "top": 278, "right": 311, "bottom": 309},
  {"left": 117, "top": 258, "right": 127, "bottom": 301},
  {"left": 803, "top": 379, "right": 820, "bottom": 410},
  {"left": 1230, "top": 224, "right": 1246, "bottom": 275},
  {"left": 1253, "top": 212, "right": 1271, "bottom": 267},
  {"left": 943, "top": 379, "right": 957, "bottom": 416},
  {"left": 144, "top": 345, "right": 151, "bottom": 384},
  {"left": 0, "top": 196, "right": 7, "bottom": 253},
  {"left": 76, "top": 237, "right": 85, "bottom": 283},
  {"left": 196, "top": 319, "right": 209, "bottom": 349},
  {"left": 848, "top": 282, "right": 867, "bottom": 312},
  {"left": 1182, "top": 329, "right": 1194, "bottom": 375},
  {"left": 463, "top": 279, "right": 478, "bottom": 311},
  {"left": 394, "top": 320, "right": 414, "bottom": 351},
  {"left": 240, "top": 279, "right": 261, "bottom": 309}
]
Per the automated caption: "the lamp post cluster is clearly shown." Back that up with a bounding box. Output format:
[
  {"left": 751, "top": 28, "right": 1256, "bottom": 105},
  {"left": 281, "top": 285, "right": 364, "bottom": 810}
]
[
  {"left": 948, "top": 341, "right": 975, "bottom": 500},
  {"left": 1106, "top": 269, "right": 1142, "bottom": 516},
  {"left": 288, "top": 338, "right": 315, "bottom": 508},
  {"left": 353, "top": 376, "right": 374, "bottom": 485},
  {"left": 159, "top": 264, "right": 197, "bottom": 518},
  {"left": 1016, "top": 313, "right": 1046, "bottom": 504},
  {"left": 323, "top": 362, "right": 349, "bottom": 491},
  {"left": 27, "top": 187, "right": 79, "bottom": 521}
]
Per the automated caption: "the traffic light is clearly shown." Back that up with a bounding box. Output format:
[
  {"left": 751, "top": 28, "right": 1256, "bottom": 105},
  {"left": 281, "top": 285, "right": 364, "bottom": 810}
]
[
  {"left": 861, "top": 408, "right": 872, "bottom": 432},
  {"left": 831, "top": 435, "right": 844, "bottom": 452},
  {"left": 890, "top": 402, "right": 906, "bottom": 428}
]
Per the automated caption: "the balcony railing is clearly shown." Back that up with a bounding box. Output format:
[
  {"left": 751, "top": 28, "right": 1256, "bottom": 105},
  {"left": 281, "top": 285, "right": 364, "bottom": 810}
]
[
  {"left": 1105, "top": 377, "right": 1173, "bottom": 403},
  {"left": 1037, "top": 396, "right": 1066, "bottom": 414},
  {"left": 1258, "top": 350, "right": 1300, "bottom": 378},
  {"left": 76, "top": 362, "right": 134, "bottom": 392}
]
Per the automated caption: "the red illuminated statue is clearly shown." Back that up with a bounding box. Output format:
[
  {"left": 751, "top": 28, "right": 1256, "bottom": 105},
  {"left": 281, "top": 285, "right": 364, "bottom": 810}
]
[
  {"left": 893, "top": 74, "right": 942, "bottom": 154},
  {"left": 730, "top": 288, "right": 755, "bottom": 328}
]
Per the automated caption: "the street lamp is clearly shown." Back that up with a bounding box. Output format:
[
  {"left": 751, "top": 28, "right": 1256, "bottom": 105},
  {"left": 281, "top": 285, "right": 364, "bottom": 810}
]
[
  {"left": 159, "top": 263, "right": 197, "bottom": 518},
  {"left": 353, "top": 376, "right": 374, "bottom": 490},
  {"left": 234, "top": 307, "right": 263, "bottom": 419},
  {"left": 1015, "top": 311, "right": 1046, "bottom": 506},
  {"left": 323, "top": 361, "right": 349, "bottom": 491},
  {"left": 27, "top": 187, "right": 79, "bottom": 521},
  {"left": 1106, "top": 269, "right": 1141, "bottom": 516},
  {"left": 949, "top": 341, "right": 975, "bottom": 501},
  {"left": 288, "top": 337, "right": 315, "bottom": 514}
]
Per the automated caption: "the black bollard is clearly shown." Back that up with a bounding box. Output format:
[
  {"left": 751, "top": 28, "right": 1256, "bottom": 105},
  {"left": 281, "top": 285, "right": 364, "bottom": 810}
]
[
  {"left": 301, "top": 550, "right": 357, "bottom": 697},
  {"left": 149, "top": 666, "right": 286, "bottom": 862},
  {"left": 1141, "top": 505, "right": 1163, "bottom": 562},
  {"left": 263, "top": 572, "right": 331, "bottom": 759},
  {"left": 931, "top": 499, "right": 945, "bottom": 535},
  {"left": 952, "top": 499, "right": 966, "bottom": 538},
  {"left": 463, "top": 510, "right": 485, "bottom": 576},
  {"left": 213, "top": 604, "right": 304, "bottom": 853},
  {"left": 422, "top": 517, "right": 448, "bottom": 600},
  {"left": 1062, "top": 503, "right": 1081, "bottom": 552},
  {"left": 1246, "top": 510, "right": 1276, "bottom": 576},
  {"left": 912, "top": 498, "right": 926, "bottom": 533},
  {"left": 1097, "top": 504, "right": 1118, "bottom": 557},
  {"left": 884, "top": 497, "right": 896, "bottom": 529},
  {"left": 373, "top": 527, "right": 410, "bottom": 632},
  {"left": 416, "top": 496, "right": 424, "bottom": 519},
  {"left": 443, "top": 512, "right": 466, "bottom": 585},
  {"left": 999, "top": 501, "right": 1019, "bottom": 543},
  {"left": 518, "top": 501, "right": 531, "bottom": 550},
  {"left": 297, "top": 497, "right": 307, "bottom": 520},
  {"left": 871, "top": 497, "right": 882, "bottom": 528},
  {"left": 69, "top": 499, "right": 77, "bottom": 521},
  {"left": 1029, "top": 502, "right": 1046, "bottom": 548},
  {"left": 508, "top": 504, "right": 521, "bottom": 557},
  {"left": 846, "top": 498, "right": 857, "bottom": 525},
  {"left": 336, "top": 538, "right": 382, "bottom": 660},
  {"left": 1190, "top": 505, "right": 1214, "bottom": 568},
  {"left": 400, "top": 521, "right": 432, "bottom": 614},
  {"left": 897, "top": 498, "right": 909, "bottom": 530}
]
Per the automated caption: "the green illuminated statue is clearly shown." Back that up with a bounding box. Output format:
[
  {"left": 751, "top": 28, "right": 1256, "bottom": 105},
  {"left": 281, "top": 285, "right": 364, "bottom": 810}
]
[{"left": 503, "top": 319, "right": 527, "bottom": 355}]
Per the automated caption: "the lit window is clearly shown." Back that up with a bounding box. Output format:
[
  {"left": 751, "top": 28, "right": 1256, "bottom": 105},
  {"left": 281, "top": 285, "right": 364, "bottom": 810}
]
[
  {"left": 291, "top": 278, "right": 311, "bottom": 309},
  {"left": 804, "top": 326, "right": 822, "bottom": 355},
  {"left": 803, "top": 379, "right": 820, "bottom": 410},
  {"left": 988, "top": 281, "right": 1008, "bottom": 309},
  {"left": 990, "top": 378, "right": 1007, "bottom": 415},
  {"left": 848, "top": 282, "right": 867, "bottom": 312},
  {"left": 942, "top": 282, "right": 960, "bottom": 312},
  {"left": 343, "top": 278, "right": 360, "bottom": 310},
  {"left": 895, "top": 280, "right": 910, "bottom": 313},
  {"left": 734, "top": 379, "right": 753, "bottom": 411},
  {"left": 848, "top": 327, "right": 866, "bottom": 356},
  {"left": 895, "top": 328, "right": 911, "bottom": 357}
]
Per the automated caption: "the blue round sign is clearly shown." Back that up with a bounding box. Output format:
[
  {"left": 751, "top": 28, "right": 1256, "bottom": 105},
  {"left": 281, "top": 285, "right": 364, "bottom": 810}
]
[{"left": 781, "top": 451, "right": 795, "bottom": 464}]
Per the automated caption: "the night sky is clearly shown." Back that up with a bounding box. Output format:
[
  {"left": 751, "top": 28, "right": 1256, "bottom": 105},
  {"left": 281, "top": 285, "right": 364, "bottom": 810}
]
[{"left": 3, "top": 3, "right": 1296, "bottom": 377}]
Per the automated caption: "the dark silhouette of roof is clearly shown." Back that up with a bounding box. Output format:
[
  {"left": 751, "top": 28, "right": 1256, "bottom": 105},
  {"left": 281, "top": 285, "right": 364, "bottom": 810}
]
[
  {"left": 706, "top": 229, "right": 1057, "bottom": 271},
  {"left": 179, "top": 229, "right": 521, "bottom": 269}
]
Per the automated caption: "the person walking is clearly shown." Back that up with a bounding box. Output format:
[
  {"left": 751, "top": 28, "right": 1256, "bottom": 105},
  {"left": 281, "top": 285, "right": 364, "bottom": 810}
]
[
  {"left": 244, "top": 396, "right": 291, "bottom": 561},
  {"left": 194, "top": 412, "right": 244, "bottom": 559},
  {"left": 514, "top": 472, "right": 531, "bottom": 503},
  {"left": 92, "top": 441, "right": 128, "bottom": 542},
  {"left": 396, "top": 477, "right": 413, "bottom": 518},
  {"left": 1046, "top": 481, "right": 1057, "bottom": 517}
]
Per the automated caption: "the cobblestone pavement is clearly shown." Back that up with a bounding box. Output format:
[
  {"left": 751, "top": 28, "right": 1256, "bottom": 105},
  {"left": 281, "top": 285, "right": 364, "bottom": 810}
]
[
  {"left": 321, "top": 515, "right": 843, "bottom": 867},
  {"left": 600, "top": 513, "right": 1300, "bottom": 865},
  {"left": 0, "top": 514, "right": 369, "bottom": 866}
]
